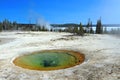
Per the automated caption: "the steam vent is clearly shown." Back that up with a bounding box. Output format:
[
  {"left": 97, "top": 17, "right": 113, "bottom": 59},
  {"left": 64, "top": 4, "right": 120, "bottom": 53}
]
[{"left": 13, "top": 50, "right": 85, "bottom": 71}]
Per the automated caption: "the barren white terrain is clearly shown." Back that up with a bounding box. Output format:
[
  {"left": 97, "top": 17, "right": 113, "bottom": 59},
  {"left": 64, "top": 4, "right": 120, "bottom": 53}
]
[{"left": 0, "top": 31, "right": 120, "bottom": 80}]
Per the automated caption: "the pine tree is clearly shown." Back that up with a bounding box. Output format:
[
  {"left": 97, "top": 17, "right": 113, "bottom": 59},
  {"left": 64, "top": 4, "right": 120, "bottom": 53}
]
[
  {"left": 90, "top": 22, "right": 94, "bottom": 34},
  {"left": 90, "top": 27, "right": 94, "bottom": 34},
  {"left": 96, "top": 18, "right": 103, "bottom": 34},
  {"left": 13, "top": 21, "right": 18, "bottom": 30},
  {"left": 2, "top": 19, "right": 10, "bottom": 30},
  {"left": 78, "top": 22, "right": 84, "bottom": 36},
  {"left": 50, "top": 28, "right": 53, "bottom": 32},
  {"left": 0, "top": 22, "right": 2, "bottom": 31},
  {"left": 86, "top": 18, "right": 91, "bottom": 33},
  {"left": 73, "top": 26, "right": 78, "bottom": 35},
  {"left": 103, "top": 27, "right": 108, "bottom": 34}
]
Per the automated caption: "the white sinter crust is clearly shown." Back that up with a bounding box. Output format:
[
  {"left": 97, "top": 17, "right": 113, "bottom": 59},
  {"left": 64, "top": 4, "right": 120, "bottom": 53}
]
[{"left": 0, "top": 31, "right": 120, "bottom": 80}]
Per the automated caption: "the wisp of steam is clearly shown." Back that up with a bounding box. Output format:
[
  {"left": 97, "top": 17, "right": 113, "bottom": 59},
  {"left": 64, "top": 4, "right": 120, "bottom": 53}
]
[{"left": 28, "top": 10, "right": 51, "bottom": 30}]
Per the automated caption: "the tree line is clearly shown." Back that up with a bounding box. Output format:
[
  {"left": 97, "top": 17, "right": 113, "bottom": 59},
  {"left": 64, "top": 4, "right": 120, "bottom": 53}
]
[
  {"left": 0, "top": 19, "right": 48, "bottom": 31},
  {"left": 53, "top": 18, "right": 103, "bottom": 36},
  {"left": 0, "top": 18, "right": 104, "bottom": 36}
]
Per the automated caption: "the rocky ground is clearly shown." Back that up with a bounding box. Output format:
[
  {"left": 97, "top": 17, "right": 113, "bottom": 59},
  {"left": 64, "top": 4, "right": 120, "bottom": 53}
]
[{"left": 0, "top": 31, "right": 120, "bottom": 80}]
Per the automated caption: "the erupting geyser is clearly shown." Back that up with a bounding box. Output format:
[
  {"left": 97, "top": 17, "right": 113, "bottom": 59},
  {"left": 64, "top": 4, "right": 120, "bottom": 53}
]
[{"left": 13, "top": 50, "right": 85, "bottom": 71}]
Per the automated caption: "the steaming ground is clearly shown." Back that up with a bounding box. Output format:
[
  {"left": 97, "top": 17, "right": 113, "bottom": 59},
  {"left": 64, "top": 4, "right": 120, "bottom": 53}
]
[{"left": 0, "top": 31, "right": 120, "bottom": 80}]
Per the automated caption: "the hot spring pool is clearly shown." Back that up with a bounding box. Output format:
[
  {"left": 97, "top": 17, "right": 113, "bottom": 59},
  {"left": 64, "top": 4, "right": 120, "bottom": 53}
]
[{"left": 13, "top": 50, "right": 84, "bottom": 71}]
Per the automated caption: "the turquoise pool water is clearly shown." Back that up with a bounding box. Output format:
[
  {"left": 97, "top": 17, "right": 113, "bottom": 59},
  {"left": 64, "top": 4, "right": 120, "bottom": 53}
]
[{"left": 13, "top": 50, "right": 84, "bottom": 71}]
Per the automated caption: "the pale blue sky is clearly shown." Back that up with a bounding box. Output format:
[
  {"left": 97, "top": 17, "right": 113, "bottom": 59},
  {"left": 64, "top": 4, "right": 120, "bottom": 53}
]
[{"left": 0, "top": 0, "right": 120, "bottom": 24}]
